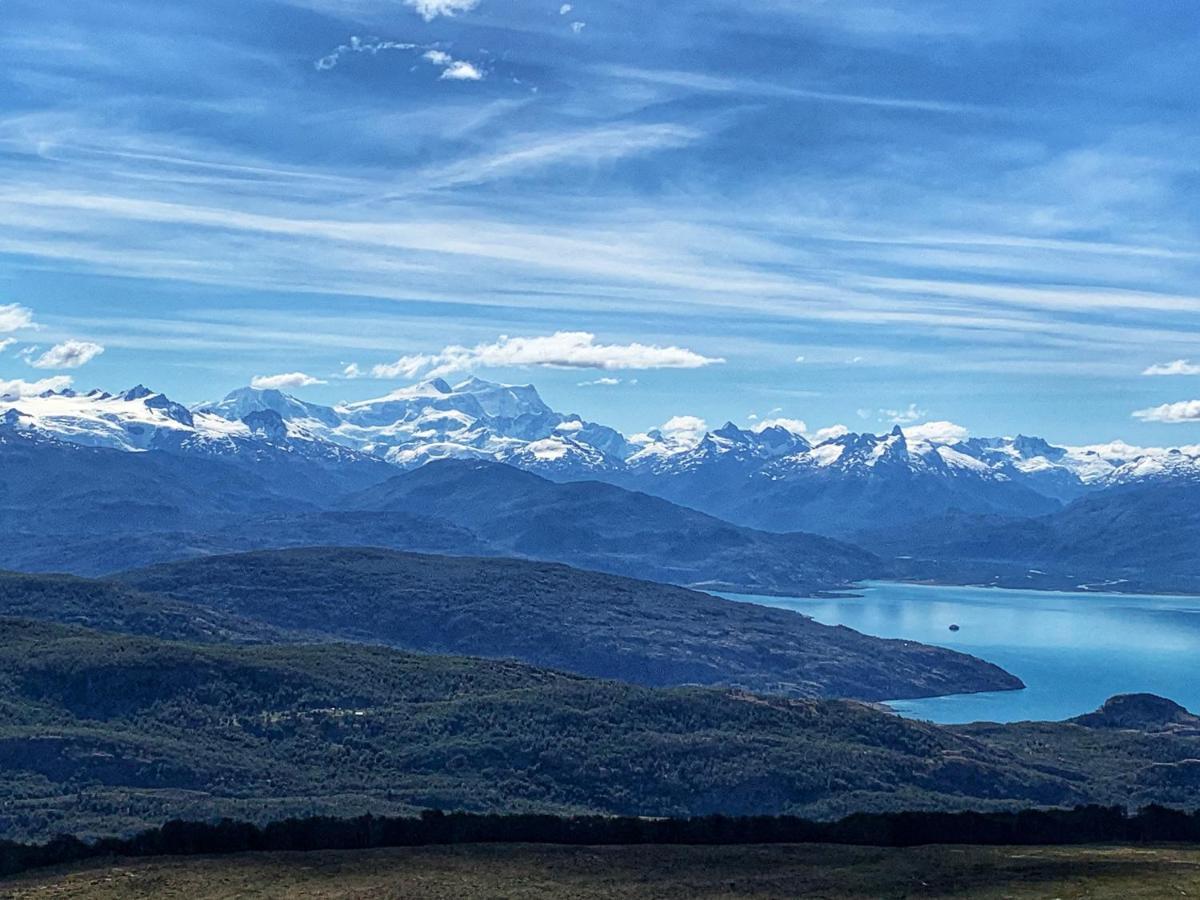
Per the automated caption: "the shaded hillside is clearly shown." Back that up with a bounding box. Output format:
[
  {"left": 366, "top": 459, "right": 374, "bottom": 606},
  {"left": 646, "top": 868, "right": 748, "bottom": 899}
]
[
  {"left": 613, "top": 446, "right": 1061, "bottom": 539},
  {"left": 0, "top": 619, "right": 1193, "bottom": 843},
  {"left": 112, "top": 547, "right": 1018, "bottom": 701},
  {"left": 345, "top": 459, "right": 883, "bottom": 594},
  {"left": 0, "top": 431, "right": 392, "bottom": 527},
  {"left": 0, "top": 572, "right": 286, "bottom": 643},
  {"left": 0, "top": 437, "right": 879, "bottom": 597},
  {"left": 3, "top": 512, "right": 490, "bottom": 577},
  {"left": 856, "top": 481, "right": 1200, "bottom": 593}
]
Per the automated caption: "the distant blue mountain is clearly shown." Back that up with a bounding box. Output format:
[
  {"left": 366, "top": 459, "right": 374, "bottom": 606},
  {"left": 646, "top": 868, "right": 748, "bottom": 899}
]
[{"left": 2, "top": 377, "right": 1198, "bottom": 591}]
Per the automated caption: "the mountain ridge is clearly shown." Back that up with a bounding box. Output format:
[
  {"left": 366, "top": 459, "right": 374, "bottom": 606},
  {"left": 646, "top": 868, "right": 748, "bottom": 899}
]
[{"left": 6, "top": 377, "right": 1198, "bottom": 539}]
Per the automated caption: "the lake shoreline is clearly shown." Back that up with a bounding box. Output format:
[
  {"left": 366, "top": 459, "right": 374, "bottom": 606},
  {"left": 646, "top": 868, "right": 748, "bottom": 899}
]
[{"left": 722, "top": 582, "right": 1200, "bottom": 725}]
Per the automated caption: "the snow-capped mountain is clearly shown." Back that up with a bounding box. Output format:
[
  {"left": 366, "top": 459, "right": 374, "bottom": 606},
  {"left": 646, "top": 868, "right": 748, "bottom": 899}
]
[
  {"left": 4, "top": 375, "right": 1199, "bottom": 537},
  {"left": 199, "top": 376, "right": 630, "bottom": 474},
  {"left": 0, "top": 384, "right": 380, "bottom": 472},
  {"left": 1, "top": 386, "right": 245, "bottom": 452}
]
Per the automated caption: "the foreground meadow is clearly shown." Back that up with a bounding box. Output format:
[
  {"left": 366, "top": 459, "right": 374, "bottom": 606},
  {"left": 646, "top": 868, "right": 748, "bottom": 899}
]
[{"left": 5, "top": 842, "right": 1200, "bottom": 899}]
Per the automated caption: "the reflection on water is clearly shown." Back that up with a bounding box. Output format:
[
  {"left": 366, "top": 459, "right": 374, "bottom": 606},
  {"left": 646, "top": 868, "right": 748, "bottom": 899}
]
[{"left": 720, "top": 582, "right": 1200, "bottom": 725}]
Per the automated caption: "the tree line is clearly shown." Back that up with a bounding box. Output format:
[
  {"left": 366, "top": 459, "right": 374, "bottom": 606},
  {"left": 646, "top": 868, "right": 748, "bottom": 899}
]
[{"left": 4, "top": 805, "right": 1200, "bottom": 879}]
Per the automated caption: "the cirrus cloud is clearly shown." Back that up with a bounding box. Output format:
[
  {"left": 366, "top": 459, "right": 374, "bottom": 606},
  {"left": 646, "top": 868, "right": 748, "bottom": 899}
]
[
  {"left": 1144, "top": 360, "right": 1200, "bottom": 376},
  {"left": 315, "top": 37, "right": 418, "bottom": 71},
  {"left": 28, "top": 339, "right": 104, "bottom": 369}
]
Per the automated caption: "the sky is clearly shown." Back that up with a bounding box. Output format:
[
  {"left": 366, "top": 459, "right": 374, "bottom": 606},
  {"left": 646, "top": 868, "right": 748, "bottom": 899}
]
[{"left": 1, "top": 0, "right": 1198, "bottom": 443}]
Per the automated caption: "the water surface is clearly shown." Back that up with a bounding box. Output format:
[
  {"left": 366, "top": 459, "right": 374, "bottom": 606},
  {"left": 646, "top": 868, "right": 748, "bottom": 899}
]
[{"left": 721, "top": 582, "right": 1200, "bottom": 724}]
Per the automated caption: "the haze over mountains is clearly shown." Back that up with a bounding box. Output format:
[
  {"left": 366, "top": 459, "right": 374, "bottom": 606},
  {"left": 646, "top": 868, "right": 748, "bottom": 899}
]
[{"left": 2, "top": 376, "right": 1197, "bottom": 591}]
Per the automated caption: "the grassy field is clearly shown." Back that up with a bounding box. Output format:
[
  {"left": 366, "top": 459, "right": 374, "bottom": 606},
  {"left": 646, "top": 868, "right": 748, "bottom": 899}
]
[{"left": 5, "top": 843, "right": 1200, "bottom": 899}]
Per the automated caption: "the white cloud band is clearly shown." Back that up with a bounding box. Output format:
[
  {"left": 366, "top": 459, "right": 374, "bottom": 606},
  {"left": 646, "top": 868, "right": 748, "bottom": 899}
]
[
  {"left": 370, "top": 331, "right": 723, "bottom": 380},
  {"left": 250, "top": 372, "right": 328, "bottom": 390}
]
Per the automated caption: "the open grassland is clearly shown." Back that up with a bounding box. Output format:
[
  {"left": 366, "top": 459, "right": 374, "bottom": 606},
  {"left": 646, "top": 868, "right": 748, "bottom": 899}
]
[{"left": 5, "top": 843, "right": 1200, "bottom": 899}]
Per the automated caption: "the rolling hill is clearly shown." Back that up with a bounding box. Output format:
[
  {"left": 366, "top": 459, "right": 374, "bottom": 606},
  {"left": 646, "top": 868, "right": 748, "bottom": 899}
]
[
  {"left": 110, "top": 547, "right": 1017, "bottom": 701},
  {"left": 0, "top": 619, "right": 1192, "bottom": 843},
  {"left": 344, "top": 459, "right": 882, "bottom": 594}
]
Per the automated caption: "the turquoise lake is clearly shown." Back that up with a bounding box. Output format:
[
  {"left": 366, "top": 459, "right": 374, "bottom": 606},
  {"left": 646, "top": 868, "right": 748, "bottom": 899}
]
[{"left": 721, "top": 581, "right": 1200, "bottom": 725}]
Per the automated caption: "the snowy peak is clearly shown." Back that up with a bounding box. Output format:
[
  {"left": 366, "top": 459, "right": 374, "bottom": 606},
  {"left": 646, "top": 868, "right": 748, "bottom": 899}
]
[
  {"left": 5, "top": 374, "right": 1200, "bottom": 496},
  {"left": 199, "top": 376, "right": 625, "bottom": 474},
  {"left": 121, "top": 384, "right": 154, "bottom": 401},
  {"left": 0, "top": 386, "right": 247, "bottom": 452},
  {"left": 198, "top": 387, "right": 342, "bottom": 428}
]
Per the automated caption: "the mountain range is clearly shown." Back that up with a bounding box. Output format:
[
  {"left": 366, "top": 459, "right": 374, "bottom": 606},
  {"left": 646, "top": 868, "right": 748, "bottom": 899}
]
[{"left": 2, "top": 377, "right": 1197, "bottom": 591}]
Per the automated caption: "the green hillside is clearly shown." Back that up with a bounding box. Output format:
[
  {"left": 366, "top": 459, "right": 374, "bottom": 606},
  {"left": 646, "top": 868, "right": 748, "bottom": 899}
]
[
  {"left": 0, "top": 619, "right": 1197, "bottom": 843},
  {"left": 110, "top": 547, "right": 1020, "bottom": 701}
]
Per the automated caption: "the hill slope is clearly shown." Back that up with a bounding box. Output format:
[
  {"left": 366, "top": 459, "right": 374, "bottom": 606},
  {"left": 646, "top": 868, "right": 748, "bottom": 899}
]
[
  {"left": 0, "top": 571, "right": 287, "bottom": 643},
  {"left": 856, "top": 481, "right": 1200, "bottom": 593},
  {"left": 0, "top": 619, "right": 1191, "bottom": 843},
  {"left": 0, "top": 435, "right": 879, "bottom": 597},
  {"left": 112, "top": 547, "right": 1018, "bottom": 701},
  {"left": 345, "top": 459, "right": 882, "bottom": 594}
]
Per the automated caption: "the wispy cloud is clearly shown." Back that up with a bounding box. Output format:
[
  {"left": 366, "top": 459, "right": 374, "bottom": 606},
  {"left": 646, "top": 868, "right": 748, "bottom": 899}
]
[
  {"left": 1144, "top": 360, "right": 1200, "bottom": 376},
  {"left": 600, "top": 65, "right": 983, "bottom": 114},
  {"left": 250, "top": 372, "right": 328, "bottom": 390},
  {"left": 27, "top": 339, "right": 104, "bottom": 369},
  {"left": 315, "top": 37, "right": 418, "bottom": 71},
  {"left": 316, "top": 37, "right": 486, "bottom": 81},
  {"left": 578, "top": 376, "right": 622, "bottom": 386},
  {"left": 409, "top": 122, "right": 701, "bottom": 189},
  {"left": 370, "top": 331, "right": 724, "bottom": 379},
  {"left": 880, "top": 403, "right": 927, "bottom": 425},
  {"left": 1132, "top": 400, "right": 1200, "bottom": 423}
]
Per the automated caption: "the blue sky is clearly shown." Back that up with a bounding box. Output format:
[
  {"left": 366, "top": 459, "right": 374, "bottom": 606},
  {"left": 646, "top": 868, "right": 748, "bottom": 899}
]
[{"left": 1, "top": 0, "right": 1198, "bottom": 442}]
